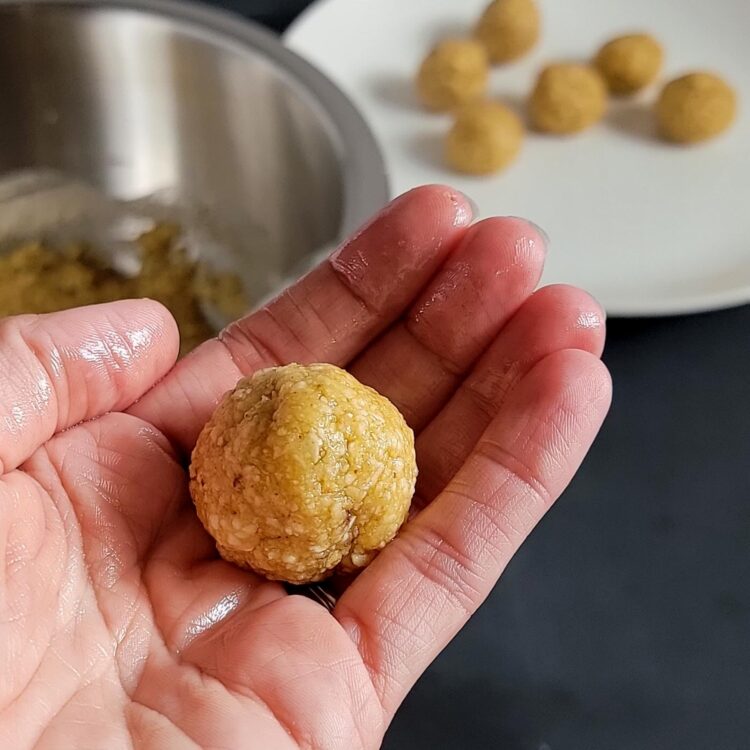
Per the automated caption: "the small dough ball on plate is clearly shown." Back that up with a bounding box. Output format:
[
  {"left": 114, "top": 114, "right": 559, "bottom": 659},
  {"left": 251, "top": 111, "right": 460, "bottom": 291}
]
[
  {"left": 475, "top": 0, "right": 540, "bottom": 64},
  {"left": 446, "top": 100, "right": 524, "bottom": 175},
  {"left": 529, "top": 63, "right": 608, "bottom": 134},
  {"left": 656, "top": 72, "right": 737, "bottom": 144},
  {"left": 594, "top": 33, "right": 664, "bottom": 95},
  {"left": 416, "top": 38, "right": 489, "bottom": 111},
  {"left": 189, "top": 363, "right": 417, "bottom": 584}
]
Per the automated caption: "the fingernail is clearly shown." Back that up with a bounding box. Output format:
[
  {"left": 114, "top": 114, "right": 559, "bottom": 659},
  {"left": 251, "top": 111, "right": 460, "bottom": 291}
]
[
  {"left": 463, "top": 192, "right": 481, "bottom": 220},
  {"left": 591, "top": 293, "right": 607, "bottom": 323},
  {"left": 504, "top": 216, "right": 550, "bottom": 251}
]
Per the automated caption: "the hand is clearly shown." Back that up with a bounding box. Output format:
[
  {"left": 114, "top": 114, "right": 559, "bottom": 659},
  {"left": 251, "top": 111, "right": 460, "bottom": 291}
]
[{"left": 0, "top": 186, "right": 611, "bottom": 749}]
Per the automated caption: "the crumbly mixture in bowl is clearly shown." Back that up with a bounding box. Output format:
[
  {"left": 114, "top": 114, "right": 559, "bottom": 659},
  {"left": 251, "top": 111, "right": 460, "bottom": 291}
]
[{"left": 0, "top": 223, "right": 246, "bottom": 356}]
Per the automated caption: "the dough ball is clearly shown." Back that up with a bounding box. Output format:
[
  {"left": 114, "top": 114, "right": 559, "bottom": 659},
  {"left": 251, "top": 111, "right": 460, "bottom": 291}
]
[
  {"left": 475, "top": 0, "right": 540, "bottom": 64},
  {"left": 594, "top": 33, "right": 664, "bottom": 95},
  {"left": 656, "top": 72, "right": 737, "bottom": 144},
  {"left": 189, "top": 363, "right": 417, "bottom": 585},
  {"left": 445, "top": 100, "right": 524, "bottom": 175},
  {"left": 416, "top": 38, "right": 489, "bottom": 111},
  {"left": 529, "top": 63, "right": 608, "bottom": 135}
]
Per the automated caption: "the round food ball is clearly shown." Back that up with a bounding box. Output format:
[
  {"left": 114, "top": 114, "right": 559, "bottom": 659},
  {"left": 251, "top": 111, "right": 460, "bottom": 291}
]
[
  {"left": 475, "top": 0, "right": 540, "bottom": 64},
  {"left": 416, "top": 38, "right": 489, "bottom": 111},
  {"left": 445, "top": 100, "right": 524, "bottom": 175},
  {"left": 594, "top": 33, "right": 664, "bottom": 95},
  {"left": 189, "top": 363, "right": 417, "bottom": 584},
  {"left": 529, "top": 63, "right": 608, "bottom": 135},
  {"left": 656, "top": 72, "right": 737, "bottom": 144}
]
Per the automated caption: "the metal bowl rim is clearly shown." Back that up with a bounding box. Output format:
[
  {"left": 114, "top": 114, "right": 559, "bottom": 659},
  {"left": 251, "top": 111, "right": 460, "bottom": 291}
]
[{"left": 0, "top": 0, "right": 390, "bottom": 238}]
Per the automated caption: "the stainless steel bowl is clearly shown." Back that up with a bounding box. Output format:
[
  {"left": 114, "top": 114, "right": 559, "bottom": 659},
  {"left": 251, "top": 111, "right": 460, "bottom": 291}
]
[{"left": 0, "top": 0, "right": 388, "bottom": 307}]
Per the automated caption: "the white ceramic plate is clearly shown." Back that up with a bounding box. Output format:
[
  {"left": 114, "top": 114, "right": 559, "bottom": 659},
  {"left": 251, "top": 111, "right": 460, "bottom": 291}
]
[{"left": 286, "top": 0, "right": 750, "bottom": 316}]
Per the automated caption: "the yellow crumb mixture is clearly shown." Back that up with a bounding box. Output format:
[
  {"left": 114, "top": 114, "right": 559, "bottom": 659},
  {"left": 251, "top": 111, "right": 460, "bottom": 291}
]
[{"left": 0, "top": 224, "right": 246, "bottom": 356}]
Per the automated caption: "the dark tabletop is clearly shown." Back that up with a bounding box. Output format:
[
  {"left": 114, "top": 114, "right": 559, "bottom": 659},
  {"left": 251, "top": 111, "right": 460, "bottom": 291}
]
[{"left": 214, "top": 2, "right": 750, "bottom": 747}]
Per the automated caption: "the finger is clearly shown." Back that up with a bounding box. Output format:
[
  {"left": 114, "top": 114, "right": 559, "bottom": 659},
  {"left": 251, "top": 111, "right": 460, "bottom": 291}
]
[
  {"left": 141, "top": 500, "right": 284, "bottom": 654},
  {"left": 23, "top": 411, "right": 186, "bottom": 567},
  {"left": 335, "top": 349, "right": 612, "bottom": 715},
  {"left": 0, "top": 300, "right": 178, "bottom": 475},
  {"left": 130, "top": 185, "right": 474, "bottom": 454},
  {"left": 175, "top": 595, "right": 385, "bottom": 750},
  {"left": 350, "top": 218, "right": 547, "bottom": 431},
  {"left": 142, "top": 509, "right": 284, "bottom": 652},
  {"left": 416, "top": 284, "right": 606, "bottom": 504}
]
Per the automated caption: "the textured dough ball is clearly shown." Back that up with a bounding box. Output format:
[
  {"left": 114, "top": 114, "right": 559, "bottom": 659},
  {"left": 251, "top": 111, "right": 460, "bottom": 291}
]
[
  {"left": 529, "top": 63, "right": 608, "bottom": 134},
  {"left": 656, "top": 72, "right": 737, "bottom": 144},
  {"left": 416, "top": 38, "right": 489, "bottom": 111},
  {"left": 446, "top": 100, "right": 524, "bottom": 175},
  {"left": 594, "top": 33, "right": 664, "bottom": 95},
  {"left": 189, "top": 364, "right": 417, "bottom": 584},
  {"left": 475, "top": 0, "right": 540, "bottom": 64}
]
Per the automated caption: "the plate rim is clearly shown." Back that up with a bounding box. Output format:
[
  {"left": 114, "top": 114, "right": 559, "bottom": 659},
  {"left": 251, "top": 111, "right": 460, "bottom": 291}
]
[{"left": 284, "top": 0, "right": 750, "bottom": 319}]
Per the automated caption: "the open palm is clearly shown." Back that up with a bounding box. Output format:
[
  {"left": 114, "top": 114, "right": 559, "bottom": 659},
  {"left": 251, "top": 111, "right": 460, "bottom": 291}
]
[{"left": 0, "top": 187, "right": 610, "bottom": 749}]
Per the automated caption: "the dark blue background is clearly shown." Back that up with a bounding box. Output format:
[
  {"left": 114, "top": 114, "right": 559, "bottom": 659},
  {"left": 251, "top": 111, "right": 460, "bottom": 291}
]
[{"left": 211, "top": 2, "right": 750, "bottom": 747}]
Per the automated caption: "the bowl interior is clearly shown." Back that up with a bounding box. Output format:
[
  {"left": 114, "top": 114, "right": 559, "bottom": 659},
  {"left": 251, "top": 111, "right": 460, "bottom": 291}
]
[{"left": 0, "top": 1, "right": 370, "bottom": 304}]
